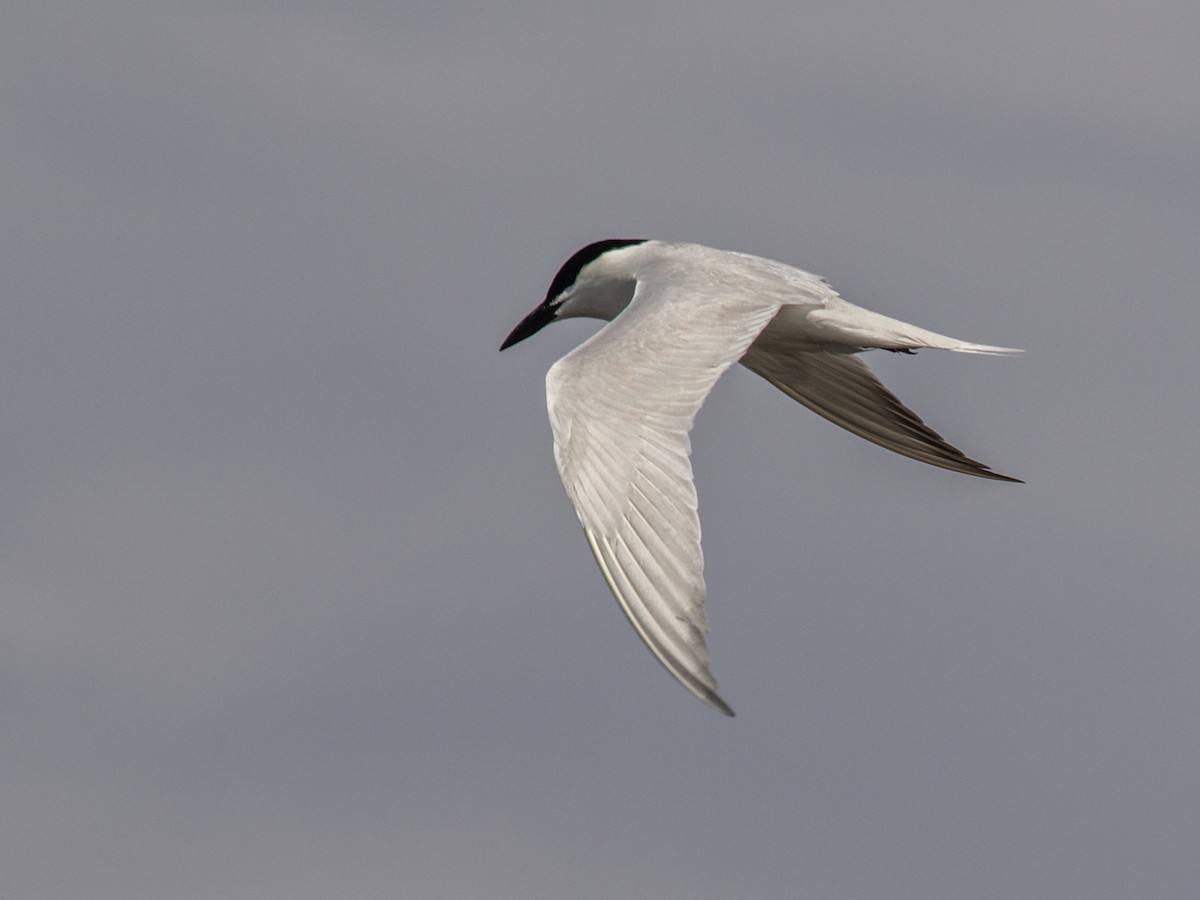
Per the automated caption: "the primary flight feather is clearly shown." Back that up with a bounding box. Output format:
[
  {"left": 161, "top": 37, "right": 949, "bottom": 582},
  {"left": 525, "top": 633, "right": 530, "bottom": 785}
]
[{"left": 501, "top": 240, "right": 1021, "bottom": 715}]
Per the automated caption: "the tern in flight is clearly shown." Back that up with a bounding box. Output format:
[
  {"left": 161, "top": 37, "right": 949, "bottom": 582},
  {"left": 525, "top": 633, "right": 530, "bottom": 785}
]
[{"left": 502, "top": 239, "right": 1021, "bottom": 715}]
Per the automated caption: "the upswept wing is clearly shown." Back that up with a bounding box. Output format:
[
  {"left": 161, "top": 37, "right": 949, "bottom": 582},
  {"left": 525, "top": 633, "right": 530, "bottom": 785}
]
[
  {"left": 547, "top": 283, "right": 781, "bottom": 716},
  {"left": 740, "top": 343, "right": 1022, "bottom": 482}
]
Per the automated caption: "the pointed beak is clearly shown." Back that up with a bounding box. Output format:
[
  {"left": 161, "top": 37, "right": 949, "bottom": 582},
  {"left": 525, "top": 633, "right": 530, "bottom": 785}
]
[{"left": 500, "top": 303, "right": 556, "bottom": 350}]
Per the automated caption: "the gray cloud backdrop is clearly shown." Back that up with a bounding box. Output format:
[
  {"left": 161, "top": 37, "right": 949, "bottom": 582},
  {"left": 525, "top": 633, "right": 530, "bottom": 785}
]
[{"left": 4, "top": 2, "right": 1198, "bottom": 897}]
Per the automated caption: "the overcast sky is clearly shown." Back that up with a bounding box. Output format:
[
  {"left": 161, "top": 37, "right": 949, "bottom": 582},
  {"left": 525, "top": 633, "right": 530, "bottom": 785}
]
[{"left": 4, "top": 2, "right": 1199, "bottom": 898}]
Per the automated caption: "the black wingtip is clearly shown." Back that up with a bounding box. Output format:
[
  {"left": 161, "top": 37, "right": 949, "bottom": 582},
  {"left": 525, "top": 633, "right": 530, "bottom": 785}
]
[
  {"left": 978, "top": 469, "right": 1024, "bottom": 484},
  {"left": 706, "top": 692, "right": 736, "bottom": 717}
]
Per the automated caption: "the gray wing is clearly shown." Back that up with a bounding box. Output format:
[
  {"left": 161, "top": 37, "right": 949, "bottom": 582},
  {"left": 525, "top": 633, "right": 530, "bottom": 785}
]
[
  {"left": 547, "top": 282, "right": 781, "bottom": 716},
  {"left": 740, "top": 343, "right": 1022, "bottom": 482}
]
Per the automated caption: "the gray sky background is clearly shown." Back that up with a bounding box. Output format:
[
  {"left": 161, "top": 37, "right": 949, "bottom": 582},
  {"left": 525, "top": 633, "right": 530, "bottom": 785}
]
[{"left": 4, "top": 2, "right": 1199, "bottom": 898}]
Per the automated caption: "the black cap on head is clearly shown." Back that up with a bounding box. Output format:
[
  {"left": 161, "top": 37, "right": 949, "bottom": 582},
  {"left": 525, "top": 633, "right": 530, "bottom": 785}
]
[{"left": 543, "top": 238, "right": 646, "bottom": 304}]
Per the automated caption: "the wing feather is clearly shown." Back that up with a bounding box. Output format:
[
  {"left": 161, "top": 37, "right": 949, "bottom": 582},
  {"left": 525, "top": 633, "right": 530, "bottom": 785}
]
[
  {"left": 740, "top": 344, "right": 1022, "bottom": 482},
  {"left": 547, "top": 282, "right": 780, "bottom": 716}
]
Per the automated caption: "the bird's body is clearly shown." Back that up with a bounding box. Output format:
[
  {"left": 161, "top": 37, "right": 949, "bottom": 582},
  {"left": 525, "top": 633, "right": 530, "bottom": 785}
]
[{"left": 502, "top": 240, "right": 1020, "bottom": 715}]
